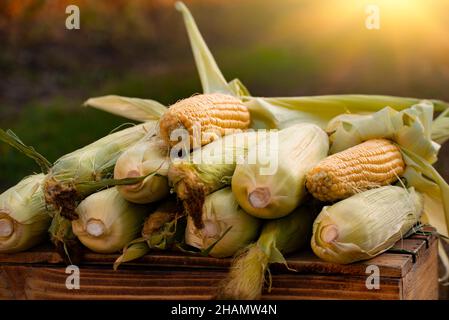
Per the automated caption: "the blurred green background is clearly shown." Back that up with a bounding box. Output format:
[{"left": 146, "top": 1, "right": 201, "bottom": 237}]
[{"left": 1, "top": 0, "right": 449, "bottom": 191}]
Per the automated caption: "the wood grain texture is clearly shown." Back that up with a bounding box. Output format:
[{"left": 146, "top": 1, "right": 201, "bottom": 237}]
[{"left": 0, "top": 228, "right": 438, "bottom": 300}]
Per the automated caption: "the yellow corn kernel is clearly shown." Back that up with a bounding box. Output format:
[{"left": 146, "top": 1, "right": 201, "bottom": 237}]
[
  {"left": 158, "top": 93, "right": 250, "bottom": 148},
  {"left": 306, "top": 139, "right": 405, "bottom": 202}
]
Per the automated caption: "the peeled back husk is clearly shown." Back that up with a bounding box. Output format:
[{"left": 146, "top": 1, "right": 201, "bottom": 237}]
[
  {"left": 72, "top": 188, "right": 150, "bottom": 253},
  {"left": 216, "top": 203, "right": 314, "bottom": 300},
  {"left": 0, "top": 174, "right": 52, "bottom": 253},
  {"left": 44, "top": 121, "right": 156, "bottom": 220},
  {"left": 185, "top": 188, "right": 260, "bottom": 258},
  {"left": 114, "top": 135, "right": 170, "bottom": 204},
  {"left": 232, "top": 123, "right": 329, "bottom": 219},
  {"left": 311, "top": 186, "right": 423, "bottom": 264},
  {"left": 168, "top": 130, "right": 268, "bottom": 229}
]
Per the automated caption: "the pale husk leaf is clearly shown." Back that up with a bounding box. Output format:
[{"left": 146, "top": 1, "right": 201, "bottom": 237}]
[{"left": 84, "top": 95, "right": 167, "bottom": 122}]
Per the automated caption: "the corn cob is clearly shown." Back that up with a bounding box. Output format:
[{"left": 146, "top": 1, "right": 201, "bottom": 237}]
[
  {"left": 72, "top": 188, "right": 150, "bottom": 254},
  {"left": 311, "top": 186, "right": 422, "bottom": 264},
  {"left": 232, "top": 123, "right": 329, "bottom": 219},
  {"left": 44, "top": 122, "right": 156, "bottom": 220},
  {"left": 306, "top": 139, "right": 405, "bottom": 202},
  {"left": 114, "top": 135, "right": 170, "bottom": 204},
  {"left": 185, "top": 188, "right": 261, "bottom": 258},
  {"left": 0, "top": 174, "right": 52, "bottom": 253},
  {"left": 158, "top": 93, "right": 250, "bottom": 148}
]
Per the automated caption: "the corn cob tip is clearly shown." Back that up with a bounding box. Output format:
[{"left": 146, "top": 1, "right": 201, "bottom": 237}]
[
  {"left": 248, "top": 187, "right": 271, "bottom": 209},
  {"left": 86, "top": 219, "right": 106, "bottom": 238},
  {"left": 0, "top": 217, "right": 13, "bottom": 238},
  {"left": 320, "top": 224, "right": 339, "bottom": 243}
]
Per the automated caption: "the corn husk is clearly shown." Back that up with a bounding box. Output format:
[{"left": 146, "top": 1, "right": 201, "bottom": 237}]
[
  {"left": 432, "top": 108, "right": 449, "bottom": 145},
  {"left": 232, "top": 123, "right": 329, "bottom": 219},
  {"left": 185, "top": 188, "right": 260, "bottom": 258},
  {"left": 114, "top": 135, "right": 170, "bottom": 204},
  {"left": 168, "top": 130, "right": 268, "bottom": 229},
  {"left": 216, "top": 204, "right": 314, "bottom": 300},
  {"left": 0, "top": 174, "right": 52, "bottom": 253},
  {"left": 44, "top": 122, "right": 156, "bottom": 220},
  {"left": 84, "top": 95, "right": 167, "bottom": 123},
  {"left": 113, "top": 198, "right": 186, "bottom": 270},
  {"left": 311, "top": 186, "right": 423, "bottom": 264},
  {"left": 72, "top": 188, "right": 150, "bottom": 253}
]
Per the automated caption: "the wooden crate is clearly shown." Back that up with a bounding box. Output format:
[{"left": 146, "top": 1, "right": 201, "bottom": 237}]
[{"left": 0, "top": 230, "right": 438, "bottom": 300}]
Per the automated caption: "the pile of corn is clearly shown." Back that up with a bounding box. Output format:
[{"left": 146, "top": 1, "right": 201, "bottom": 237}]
[{"left": 1, "top": 2, "right": 449, "bottom": 300}]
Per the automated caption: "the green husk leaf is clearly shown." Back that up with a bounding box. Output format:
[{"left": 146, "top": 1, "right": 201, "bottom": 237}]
[
  {"left": 0, "top": 128, "right": 51, "bottom": 173},
  {"left": 432, "top": 108, "right": 449, "bottom": 145},
  {"left": 84, "top": 95, "right": 167, "bottom": 122},
  {"left": 74, "top": 171, "right": 158, "bottom": 196},
  {"left": 175, "top": 1, "right": 234, "bottom": 96},
  {"left": 113, "top": 241, "right": 150, "bottom": 271},
  {"left": 400, "top": 147, "right": 449, "bottom": 237}
]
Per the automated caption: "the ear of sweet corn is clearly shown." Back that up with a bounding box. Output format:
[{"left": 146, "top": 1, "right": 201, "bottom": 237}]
[
  {"left": 72, "top": 188, "right": 150, "bottom": 254},
  {"left": 114, "top": 135, "right": 170, "bottom": 204},
  {"left": 168, "top": 130, "right": 267, "bottom": 229},
  {"left": 44, "top": 121, "right": 156, "bottom": 220},
  {"left": 306, "top": 139, "right": 405, "bottom": 202},
  {"left": 0, "top": 174, "right": 52, "bottom": 253},
  {"left": 311, "top": 186, "right": 423, "bottom": 264},
  {"left": 185, "top": 188, "right": 260, "bottom": 258},
  {"left": 158, "top": 93, "right": 250, "bottom": 148},
  {"left": 232, "top": 123, "right": 329, "bottom": 219},
  {"left": 216, "top": 204, "right": 314, "bottom": 300}
]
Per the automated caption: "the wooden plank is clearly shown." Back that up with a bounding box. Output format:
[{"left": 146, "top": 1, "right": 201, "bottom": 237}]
[
  {"left": 0, "top": 243, "right": 418, "bottom": 278},
  {"left": 402, "top": 240, "right": 439, "bottom": 300},
  {"left": 0, "top": 265, "right": 402, "bottom": 300}
]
